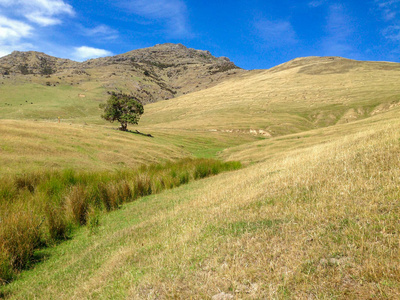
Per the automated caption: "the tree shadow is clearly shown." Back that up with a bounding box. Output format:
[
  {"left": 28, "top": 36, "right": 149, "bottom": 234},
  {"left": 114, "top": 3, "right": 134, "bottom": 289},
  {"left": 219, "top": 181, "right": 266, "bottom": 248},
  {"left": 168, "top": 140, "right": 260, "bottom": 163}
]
[
  {"left": 111, "top": 128, "right": 154, "bottom": 137},
  {"left": 127, "top": 129, "right": 154, "bottom": 138}
]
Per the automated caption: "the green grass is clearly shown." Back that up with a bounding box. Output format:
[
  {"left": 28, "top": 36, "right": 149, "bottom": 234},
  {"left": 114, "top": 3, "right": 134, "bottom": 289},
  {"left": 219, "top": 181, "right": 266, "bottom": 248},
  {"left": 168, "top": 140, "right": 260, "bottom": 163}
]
[
  {"left": 0, "top": 158, "right": 241, "bottom": 285},
  {"left": 0, "top": 82, "right": 106, "bottom": 123}
]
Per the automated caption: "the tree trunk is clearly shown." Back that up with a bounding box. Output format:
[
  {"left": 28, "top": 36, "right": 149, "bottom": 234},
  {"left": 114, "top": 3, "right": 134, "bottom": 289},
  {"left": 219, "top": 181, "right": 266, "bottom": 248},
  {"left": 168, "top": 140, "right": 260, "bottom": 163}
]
[{"left": 119, "top": 122, "right": 128, "bottom": 131}]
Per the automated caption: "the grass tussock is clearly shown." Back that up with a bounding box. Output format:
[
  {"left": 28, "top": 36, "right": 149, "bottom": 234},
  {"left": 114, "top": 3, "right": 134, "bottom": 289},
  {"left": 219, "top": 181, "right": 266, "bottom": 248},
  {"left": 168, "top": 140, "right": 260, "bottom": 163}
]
[
  {"left": 0, "top": 158, "right": 240, "bottom": 284},
  {"left": 0, "top": 212, "right": 42, "bottom": 285}
]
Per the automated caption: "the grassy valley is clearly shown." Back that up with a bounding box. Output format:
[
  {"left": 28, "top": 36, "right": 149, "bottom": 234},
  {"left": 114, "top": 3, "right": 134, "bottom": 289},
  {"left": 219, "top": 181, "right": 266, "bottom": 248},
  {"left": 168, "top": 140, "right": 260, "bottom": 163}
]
[{"left": 1, "top": 47, "right": 400, "bottom": 298}]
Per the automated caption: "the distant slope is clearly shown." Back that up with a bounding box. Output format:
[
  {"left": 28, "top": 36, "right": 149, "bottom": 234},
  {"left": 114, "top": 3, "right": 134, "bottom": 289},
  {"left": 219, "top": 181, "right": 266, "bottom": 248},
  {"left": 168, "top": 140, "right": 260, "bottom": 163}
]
[
  {"left": 142, "top": 56, "right": 400, "bottom": 137},
  {"left": 0, "top": 119, "right": 258, "bottom": 175},
  {"left": 0, "top": 120, "right": 187, "bottom": 175},
  {"left": 0, "top": 44, "right": 242, "bottom": 105}
]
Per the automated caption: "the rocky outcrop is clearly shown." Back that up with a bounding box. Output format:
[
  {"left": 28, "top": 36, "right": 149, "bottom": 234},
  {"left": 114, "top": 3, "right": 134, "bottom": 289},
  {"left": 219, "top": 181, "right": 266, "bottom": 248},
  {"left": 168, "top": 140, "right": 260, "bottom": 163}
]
[{"left": 0, "top": 44, "right": 243, "bottom": 104}]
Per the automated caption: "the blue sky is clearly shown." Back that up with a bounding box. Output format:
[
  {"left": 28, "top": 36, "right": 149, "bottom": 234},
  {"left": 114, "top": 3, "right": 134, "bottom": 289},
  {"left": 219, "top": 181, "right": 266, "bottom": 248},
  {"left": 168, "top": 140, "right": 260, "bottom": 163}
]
[{"left": 0, "top": 0, "right": 399, "bottom": 69}]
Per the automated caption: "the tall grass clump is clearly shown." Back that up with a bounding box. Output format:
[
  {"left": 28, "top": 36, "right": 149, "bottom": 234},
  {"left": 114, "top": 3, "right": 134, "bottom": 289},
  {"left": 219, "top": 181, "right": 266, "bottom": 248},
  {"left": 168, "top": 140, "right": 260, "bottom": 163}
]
[
  {"left": 0, "top": 158, "right": 240, "bottom": 284},
  {"left": 65, "top": 185, "right": 89, "bottom": 225},
  {"left": 0, "top": 211, "right": 42, "bottom": 283},
  {"left": 45, "top": 204, "right": 69, "bottom": 241}
]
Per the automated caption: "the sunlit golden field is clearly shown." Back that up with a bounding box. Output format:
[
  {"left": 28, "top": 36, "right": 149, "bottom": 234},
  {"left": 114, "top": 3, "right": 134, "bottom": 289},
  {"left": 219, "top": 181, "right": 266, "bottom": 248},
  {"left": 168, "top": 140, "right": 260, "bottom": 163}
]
[
  {"left": 142, "top": 57, "right": 400, "bottom": 141},
  {"left": 1, "top": 57, "right": 400, "bottom": 298}
]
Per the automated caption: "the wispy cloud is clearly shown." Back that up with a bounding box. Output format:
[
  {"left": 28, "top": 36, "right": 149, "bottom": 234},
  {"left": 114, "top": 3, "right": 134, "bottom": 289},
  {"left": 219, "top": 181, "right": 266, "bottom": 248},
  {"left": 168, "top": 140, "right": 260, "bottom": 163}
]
[
  {"left": 122, "top": 0, "right": 191, "bottom": 38},
  {"left": 376, "top": 0, "right": 400, "bottom": 21},
  {"left": 376, "top": 0, "right": 400, "bottom": 42},
  {"left": 254, "top": 18, "right": 297, "bottom": 47},
  {"left": 0, "top": 15, "right": 32, "bottom": 41},
  {"left": 72, "top": 46, "right": 113, "bottom": 61},
  {"left": 308, "top": 0, "right": 326, "bottom": 8},
  {"left": 0, "top": 0, "right": 76, "bottom": 57},
  {"left": 322, "top": 4, "right": 354, "bottom": 56},
  {"left": 0, "top": 0, "right": 74, "bottom": 26},
  {"left": 81, "top": 25, "right": 119, "bottom": 41},
  {"left": 382, "top": 25, "right": 400, "bottom": 41},
  {"left": 0, "top": 15, "right": 34, "bottom": 57}
]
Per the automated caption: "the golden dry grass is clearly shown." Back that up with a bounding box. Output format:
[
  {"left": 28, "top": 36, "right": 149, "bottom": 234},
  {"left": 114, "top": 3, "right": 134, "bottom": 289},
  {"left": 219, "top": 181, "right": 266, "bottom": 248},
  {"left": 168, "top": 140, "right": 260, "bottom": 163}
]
[
  {"left": 142, "top": 58, "right": 400, "bottom": 136},
  {"left": 1, "top": 57, "right": 400, "bottom": 298},
  {"left": 2, "top": 108, "right": 400, "bottom": 299},
  {"left": 221, "top": 106, "right": 400, "bottom": 164},
  {"left": 0, "top": 120, "right": 190, "bottom": 175}
]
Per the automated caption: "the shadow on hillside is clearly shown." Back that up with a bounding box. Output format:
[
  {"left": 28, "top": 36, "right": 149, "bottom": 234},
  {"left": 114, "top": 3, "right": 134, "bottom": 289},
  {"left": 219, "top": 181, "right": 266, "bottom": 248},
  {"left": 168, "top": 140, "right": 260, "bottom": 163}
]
[
  {"left": 127, "top": 129, "right": 154, "bottom": 138},
  {"left": 110, "top": 128, "right": 154, "bottom": 137}
]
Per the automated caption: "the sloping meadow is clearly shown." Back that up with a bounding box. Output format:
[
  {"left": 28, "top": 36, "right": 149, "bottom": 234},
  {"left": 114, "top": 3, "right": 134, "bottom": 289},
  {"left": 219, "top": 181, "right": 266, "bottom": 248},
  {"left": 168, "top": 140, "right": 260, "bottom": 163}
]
[
  {"left": 0, "top": 158, "right": 240, "bottom": 284},
  {"left": 1, "top": 112, "right": 400, "bottom": 299}
]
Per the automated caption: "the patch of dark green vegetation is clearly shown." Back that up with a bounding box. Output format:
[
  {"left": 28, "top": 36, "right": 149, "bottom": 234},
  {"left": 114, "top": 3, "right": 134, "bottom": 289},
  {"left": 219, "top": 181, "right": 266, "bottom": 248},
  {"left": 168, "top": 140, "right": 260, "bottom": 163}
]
[
  {"left": 0, "top": 158, "right": 241, "bottom": 285},
  {"left": 18, "top": 64, "right": 31, "bottom": 75},
  {"left": 208, "top": 63, "right": 239, "bottom": 75}
]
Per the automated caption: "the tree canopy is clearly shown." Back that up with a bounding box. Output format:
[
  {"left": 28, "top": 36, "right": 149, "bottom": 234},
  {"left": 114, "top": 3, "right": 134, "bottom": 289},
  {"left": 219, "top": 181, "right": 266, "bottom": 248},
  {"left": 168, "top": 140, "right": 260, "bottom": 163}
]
[{"left": 100, "top": 92, "right": 144, "bottom": 131}]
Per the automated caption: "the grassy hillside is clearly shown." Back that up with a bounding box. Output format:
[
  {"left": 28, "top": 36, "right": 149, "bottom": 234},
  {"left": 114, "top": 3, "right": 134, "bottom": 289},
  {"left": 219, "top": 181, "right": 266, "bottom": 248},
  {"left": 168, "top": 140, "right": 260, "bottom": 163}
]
[
  {"left": 0, "top": 82, "right": 104, "bottom": 123},
  {"left": 142, "top": 57, "right": 400, "bottom": 136},
  {"left": 3, "top": 56, "right": 397, "bottom": 174},
  {"left": 0, "top": 119, "right": 255, "bottom": 175},
  {"left": 221, "top": 105, "right": 400, "bottom": 164},
  {"left": 1, "top": 56, "right": 400, "bottom": 298},
  {"left": 1, "top": 107, "right": 399, "bottom": 299},
  {"left": 0, "top": 120, "right": 183, "bottom": 175}
]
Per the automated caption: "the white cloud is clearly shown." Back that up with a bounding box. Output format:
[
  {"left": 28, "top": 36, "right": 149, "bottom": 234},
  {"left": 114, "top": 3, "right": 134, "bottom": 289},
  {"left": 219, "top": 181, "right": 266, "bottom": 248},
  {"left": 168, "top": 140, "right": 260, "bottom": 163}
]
[
  {"left": 0, "top": 42, "right": 34, "bottom": 57},
  {"left": 0, "top": 16, "right": 33, "bottom": 41},
  {"left": 254, "top": 18, "right": 297, "bottom": 47},
  {"left": 82, "top": 25, "right": 119, "bottom": 40},
  {"left": 0, "top": 50, "right": 9, "bottom": 57},
  {"left": 73, "top": 46, "right": 113, "bottom": 61},
  {"left": 25, "top": 12, "right": 62, "bottom": 26},
  {"left": 0, "top": 0, "right": 75, "bottom": 57},
  {"left": 0, "top": 15, "right": 34, "bottom": 57},
  {"left": 0, "top": 0, "right": 74, "bottom": 26},
  {"left": 123, "top": 0, "right": 191, "bottom": 38}
]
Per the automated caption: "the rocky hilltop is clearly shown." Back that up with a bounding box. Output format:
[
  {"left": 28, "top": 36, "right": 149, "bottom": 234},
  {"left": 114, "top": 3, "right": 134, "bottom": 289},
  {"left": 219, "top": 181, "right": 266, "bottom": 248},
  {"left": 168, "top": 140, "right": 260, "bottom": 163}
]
[
  {"left": 0, "top": 43, "right": 242, "bottom": 104},
  {"left": 0, "top": 51, "right": 79, "bottom": 75}
]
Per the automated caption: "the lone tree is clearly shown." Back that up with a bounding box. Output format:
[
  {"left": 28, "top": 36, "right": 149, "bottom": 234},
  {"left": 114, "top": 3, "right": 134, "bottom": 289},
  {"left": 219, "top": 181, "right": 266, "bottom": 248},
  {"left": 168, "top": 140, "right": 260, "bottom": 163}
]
[{"left": 100, "top": 92, "right": 144, "bottom": 131}]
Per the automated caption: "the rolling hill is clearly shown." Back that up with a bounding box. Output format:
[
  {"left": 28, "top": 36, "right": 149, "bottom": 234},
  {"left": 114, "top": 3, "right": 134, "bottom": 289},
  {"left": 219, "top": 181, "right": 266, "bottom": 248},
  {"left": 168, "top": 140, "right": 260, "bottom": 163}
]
[
  {"left": 142, "top": 56, "right": 400, "bottom": 135},
  {"left": 1, "top": 45, "right": 400, "bottom": 298}
]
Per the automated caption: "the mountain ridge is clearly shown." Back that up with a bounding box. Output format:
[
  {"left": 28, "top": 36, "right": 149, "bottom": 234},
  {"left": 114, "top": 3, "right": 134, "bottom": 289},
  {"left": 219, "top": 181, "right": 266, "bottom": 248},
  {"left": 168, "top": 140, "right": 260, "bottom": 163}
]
[{"left": 0, "top": 43, "right": 242, "bottom": 104}]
